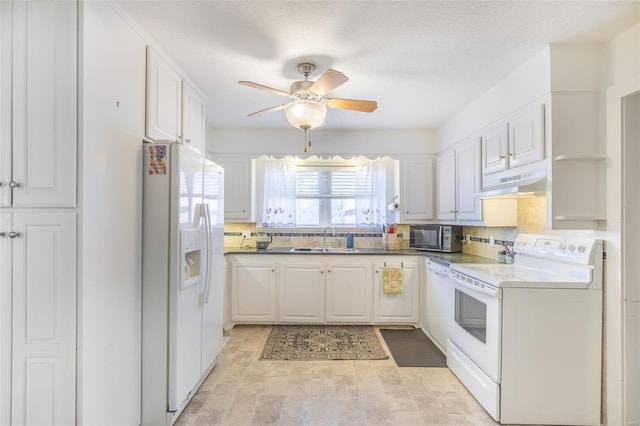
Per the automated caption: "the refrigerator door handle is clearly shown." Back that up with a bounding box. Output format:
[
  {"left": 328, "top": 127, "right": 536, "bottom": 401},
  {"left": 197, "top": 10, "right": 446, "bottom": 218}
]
[{"left": 203, "top": 204, "right": 213, "bottom": 304}]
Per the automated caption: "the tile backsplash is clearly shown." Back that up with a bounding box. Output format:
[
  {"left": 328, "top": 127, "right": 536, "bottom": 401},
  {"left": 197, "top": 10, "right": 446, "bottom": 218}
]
[
  {"left": 224, "top": 195, "right": 553, "bottom": 259},
  {"left": 223, "top": 223, "right": 411, "bottom": 250}
]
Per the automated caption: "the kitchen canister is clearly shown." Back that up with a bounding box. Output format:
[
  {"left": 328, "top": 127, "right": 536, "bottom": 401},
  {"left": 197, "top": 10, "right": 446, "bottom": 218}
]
[{"left": 346, "top": 233, "right": 354, "bottom": 249}]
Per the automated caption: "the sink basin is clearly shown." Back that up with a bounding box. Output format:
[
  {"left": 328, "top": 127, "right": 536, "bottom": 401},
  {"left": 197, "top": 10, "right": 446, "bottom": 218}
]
[{"left": 289, "top": 247, "right": 359, "bottom": 253}]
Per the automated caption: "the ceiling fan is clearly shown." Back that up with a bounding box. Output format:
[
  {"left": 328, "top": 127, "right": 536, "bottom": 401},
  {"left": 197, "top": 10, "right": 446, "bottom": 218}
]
[{"left": 238, "top": 63, "right": 378, "bottom": 131}]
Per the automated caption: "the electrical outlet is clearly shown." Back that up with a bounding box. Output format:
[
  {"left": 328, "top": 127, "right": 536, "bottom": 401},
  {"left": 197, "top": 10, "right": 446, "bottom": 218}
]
[
  {"left": 403, "top": 232, "right": 410, "bottom": 241},
  {"left": 242, "top": 230, "right": 252, "bottom": 239},
  {"left": 466, "top": 234, "right": 471, "bottom": 244},
  {"left": 490, "top": 235, "right": 495, "bottom": 247}
]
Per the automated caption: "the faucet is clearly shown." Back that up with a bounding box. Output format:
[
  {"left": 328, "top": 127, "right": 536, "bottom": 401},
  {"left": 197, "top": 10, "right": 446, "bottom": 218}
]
[{"left": 323, "top": 226, "right": 336, "bottom": 248}]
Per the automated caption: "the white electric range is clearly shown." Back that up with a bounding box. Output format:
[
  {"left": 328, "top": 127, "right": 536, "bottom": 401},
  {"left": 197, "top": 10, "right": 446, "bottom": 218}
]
[{"left": 446, "top": 233, "right": 603, "bottom": 425}]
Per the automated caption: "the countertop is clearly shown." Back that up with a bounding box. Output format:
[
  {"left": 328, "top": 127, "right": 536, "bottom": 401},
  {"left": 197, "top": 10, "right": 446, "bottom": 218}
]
[{"left": 224, "top": 247, "right": 496, "bottom": 265}]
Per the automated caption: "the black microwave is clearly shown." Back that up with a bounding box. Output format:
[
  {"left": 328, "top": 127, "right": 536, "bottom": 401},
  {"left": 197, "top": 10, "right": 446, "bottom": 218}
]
[{"left": 409, "top": 225, "right": 463, "bottom": 253}]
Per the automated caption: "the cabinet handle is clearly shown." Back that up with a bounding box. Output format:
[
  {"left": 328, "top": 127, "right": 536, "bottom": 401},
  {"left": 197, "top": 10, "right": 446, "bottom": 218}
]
[
  {"left": 271, "top": 269, "right": 275, "bottom": 272},
  {"left": 0, "top": 232, "right": 5, "bottom": 237},
  {"left": 0, "top": 181, "right": 3, "bottom": 187},
  {"left": 185, "top": 138, "right": 191, "bottom": 144},
  {"left": 327, "top": 270, "right": 331, "bottom": 273},
  {"left": 405, "top": 210, "right": 409, "bottom": 214},
  {"left": 9, "top": 181, "right": 21, "bottom": 188},
  {"left": 8, "top": 232, "right": 20, "bottom": 239},
  {"left": 320, "top": 270, "right": 324, "bottom": 274}
]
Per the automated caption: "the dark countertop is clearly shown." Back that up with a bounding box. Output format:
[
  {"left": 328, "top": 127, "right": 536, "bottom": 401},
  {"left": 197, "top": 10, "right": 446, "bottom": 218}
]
[{"left": 224, "top": 247, "right": 496, "bottom": 265}]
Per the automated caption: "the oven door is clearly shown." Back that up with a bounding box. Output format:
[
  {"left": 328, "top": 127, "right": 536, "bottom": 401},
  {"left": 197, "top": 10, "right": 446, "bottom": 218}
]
[{"left": 448, "top": 275, "right": 502, "bottom": 383}]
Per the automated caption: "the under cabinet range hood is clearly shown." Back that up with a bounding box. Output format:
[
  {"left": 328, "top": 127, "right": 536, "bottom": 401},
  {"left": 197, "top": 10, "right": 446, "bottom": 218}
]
[{"left": 478, "top": 168, "right": 547, "bottom": 198}]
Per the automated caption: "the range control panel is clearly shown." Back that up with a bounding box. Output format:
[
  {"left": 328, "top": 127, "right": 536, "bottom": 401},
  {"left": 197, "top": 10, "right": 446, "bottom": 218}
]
[{"left": 513, "top": 234, "right": 602, "bottom": 265}]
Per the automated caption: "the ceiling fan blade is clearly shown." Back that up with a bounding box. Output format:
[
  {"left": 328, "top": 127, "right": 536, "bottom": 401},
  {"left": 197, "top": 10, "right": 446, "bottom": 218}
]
[
  {"left": 309, "top": 69, "right": 348, "bottom": 96},
  {"left": 238, "top": 80, "right": 291, "bottom": 97},
  {"left": 248, "top": 104, "right": 287, "bottom": 117},
  {"left": 325, "top": 98, "right": 378, "bottom": 113}
]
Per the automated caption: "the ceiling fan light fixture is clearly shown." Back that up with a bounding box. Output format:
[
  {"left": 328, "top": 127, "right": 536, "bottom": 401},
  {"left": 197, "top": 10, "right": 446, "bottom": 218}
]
[{"left": 285, "top": 99, "right": 327, "bottom": 130}]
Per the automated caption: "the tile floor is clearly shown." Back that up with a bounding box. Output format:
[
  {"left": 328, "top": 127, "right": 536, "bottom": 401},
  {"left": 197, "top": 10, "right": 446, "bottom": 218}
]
[{"left": 175, "top": 325, "right": 500, "bottom": 426}]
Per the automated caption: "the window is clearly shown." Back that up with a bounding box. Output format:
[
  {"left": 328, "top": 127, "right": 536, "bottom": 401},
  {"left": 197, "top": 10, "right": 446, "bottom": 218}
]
[
  {"left": 295, "top": 168, "right": 357, "bottom": 226},
  {"left": 261, "top": 156, "right": 389, "bottom": 228}
]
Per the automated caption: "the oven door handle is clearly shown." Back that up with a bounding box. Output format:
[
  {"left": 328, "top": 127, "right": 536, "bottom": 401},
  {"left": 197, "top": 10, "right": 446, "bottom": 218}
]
[{"left": 449, "top": 271, "right": 500, "bottom": 298}]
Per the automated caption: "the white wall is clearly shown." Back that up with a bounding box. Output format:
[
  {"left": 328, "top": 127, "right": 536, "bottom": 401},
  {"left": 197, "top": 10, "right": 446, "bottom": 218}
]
[
  {"left": 207, "top": 127, "right": 437, "bottom": 157},
  {"left": 438, "top": 47, "right": 551, "bottom": 150},
  {"left": 79, "top": 1, "right": 146, "bottom": 424},
  {"left": 601, "top": 22, "right": 640, "bottom": 426}
]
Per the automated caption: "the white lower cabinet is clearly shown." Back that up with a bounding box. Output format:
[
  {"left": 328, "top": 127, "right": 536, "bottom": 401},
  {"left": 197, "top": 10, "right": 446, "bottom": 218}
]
[
  {"left": 227, "top": 255, "right": 421, "bottom": 325},
  {"left": 230, "top": 260, "right": 277, "bottom": 322},
  {"left": 325, "top": 261, "right": 373, "bottom": 323},
  {"left": 374, "top": 259, "right": 420, "bottom": 324},
  {"left": 279, "top": 262, "right": 325, "bottom": 323},
  {"left": 1, "top": 211, "right": 76, "bottom": 425}
]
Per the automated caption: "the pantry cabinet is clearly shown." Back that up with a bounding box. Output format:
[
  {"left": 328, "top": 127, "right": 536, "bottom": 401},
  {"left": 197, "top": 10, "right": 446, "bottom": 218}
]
[
  {"left": 373, "top": 259, "right": 421, "bottom": 324},
  {"left": 0, "top": 0, "right": 77, "bottom": 208},
  {"left": 325, "top": 261, "right": 373, "bottom": 323},
  {"left": 0, "top": 1, "right": 77, "bottom": 424},
  {"left": 230, "top": 260, "right": 277, "bottom": 322},
  {"left": 279, "top": 262, "right": 325, "bottom": 323},
  {"left": 481, "top": 103, "right": 545, "bottom": 176},
  {"left": 399, "top": 157, "right": 434, "bottom": 222},
  {"left": 1, "top": 211, "right": 76, "bottom": 426}
]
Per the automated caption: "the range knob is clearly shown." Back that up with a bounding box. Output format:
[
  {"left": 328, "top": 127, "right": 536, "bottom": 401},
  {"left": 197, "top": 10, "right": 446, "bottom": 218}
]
[
  {"left": 568, "top": 244, "right": 576, "bottom": 252},
  {"left": 578, "top": 245, "right": 586, "bottom": 253},
  {"left": 560, "top": 243, "right": 567, "bottom": 250}
]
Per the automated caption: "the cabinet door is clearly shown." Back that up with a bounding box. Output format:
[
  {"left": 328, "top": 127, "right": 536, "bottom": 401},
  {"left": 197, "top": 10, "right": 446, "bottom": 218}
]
[
  {"left": 11, "top": 211, "right": 76, "bottom": 426},
  {"left": 481, "top": 122, "right": 509, "bottom": 175},
  {"left": 400, "top": 157, "right": 434, "bottom": 221},
  {"left": 11, "top": 0, "right": 77, "bottom": 207},
  {"left": 181, "top": 81, "right": 205, "bottom": 154},
  {"left": 325, "top": 262, "right": 372, "bottom": 323},
  {"left": 0, "top": 213, "right": 9, "bottom": 424},
  {"left": 436, "top": 151, "right": 456, "bottom": 221},
  {"left": 456, "top": 138, "right": 482, "bottom": 221},
  {"left": 146, "top": 47, "right": 182, "bottom": 141},
  {"left": 216, "top": 156, "right": 252, "bottom": 221},
  {"left": 230, "top": 261, "right": 276, "bottom": 322},
  {"left": 0, "top": 1, "right": 11, "bottom": 208},
  {"left": 374, "top": 260, "right": 420, "bottom": 323},
  {"left": 509, "top": 103, "right": 545, "bottom": 169},
  {"left": 279, "top": 262, "right": 325, "bottom": 323}
]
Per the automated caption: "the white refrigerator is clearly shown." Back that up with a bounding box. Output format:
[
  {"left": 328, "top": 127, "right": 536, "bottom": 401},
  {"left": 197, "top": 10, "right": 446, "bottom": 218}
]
[{"left": 141, "top": 140, "right": 224, "bottom": 425}]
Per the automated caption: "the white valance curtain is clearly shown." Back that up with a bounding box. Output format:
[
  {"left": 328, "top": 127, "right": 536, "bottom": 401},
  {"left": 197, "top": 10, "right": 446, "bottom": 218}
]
[
  {"left": 355, "top": 157, "right": 387, "bottom": 227},
  {"left": 261, "top": 157, "right": 297, "bottom": 227}
]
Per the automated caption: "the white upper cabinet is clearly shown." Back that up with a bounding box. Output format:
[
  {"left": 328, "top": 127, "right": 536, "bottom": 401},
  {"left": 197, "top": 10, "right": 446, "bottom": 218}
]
[
  {"left": 146, "top": 47, "right": 182, "bottom": 141},
  {"left": 400, "top": 156, "right": 434, "bottom": 222},
  {"left": 455, "top": 138, "right": 483, "bottom": 221},
  {"left": 481, "top": 103, "right": 545, "bottom": 176},
  {"left": 215, "top": 155, "right": 253, "bottom": 222},
  {"left": 481, "top": 123, "right": 509, "bottom": 175},
  {"left": 181, "top": 80, "right": 205, "bottom": 153},
  {"left": 509, "top": 103, "right": 545, "bottom": 168},
  {"left": 437, "top": 139, "right": 482, "bottom": 222},
  {"left": 436, "top": 150, "right": 456, "bottom": 221},
  {"left": 1, "top": 0, "right": 77, "bottom": 208}
]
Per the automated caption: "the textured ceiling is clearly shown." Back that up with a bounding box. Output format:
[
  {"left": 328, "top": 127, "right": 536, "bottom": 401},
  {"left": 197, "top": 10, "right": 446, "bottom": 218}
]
[{"left": 114, "top": 0, "right": 639, "bottom": 130}]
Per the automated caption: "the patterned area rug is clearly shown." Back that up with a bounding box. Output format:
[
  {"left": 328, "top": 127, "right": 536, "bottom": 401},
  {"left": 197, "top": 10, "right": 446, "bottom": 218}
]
[{"left": 260, "top": 325, "right": 389, "bottom": 361}]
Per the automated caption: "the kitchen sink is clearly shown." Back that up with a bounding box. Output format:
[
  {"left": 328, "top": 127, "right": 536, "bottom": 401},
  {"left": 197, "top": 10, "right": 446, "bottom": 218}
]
[{"left": 289, "top": 247, "right": 359, "bottom": 253}]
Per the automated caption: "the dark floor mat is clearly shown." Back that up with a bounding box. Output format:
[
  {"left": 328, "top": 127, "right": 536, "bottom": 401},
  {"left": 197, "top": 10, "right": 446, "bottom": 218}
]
[{"left": 380, "top": 328, "right": 447, "bottom": 367}]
